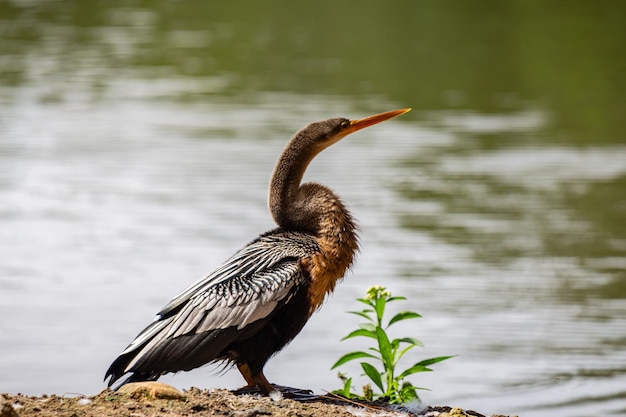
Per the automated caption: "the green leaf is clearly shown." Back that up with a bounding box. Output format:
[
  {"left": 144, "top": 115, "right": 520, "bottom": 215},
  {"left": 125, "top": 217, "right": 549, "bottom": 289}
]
[
  {"left": 414, "top": 355, "right": 455, "bottom": 367},
  {"left": 386, "top": 296, "right": 407, "bottom": 303},
  {"left": 397, "top": 382, "right": 419, "bottom": 403},
  {"left": 391, "top": 338, "right": 400, "bottom": 350},
  {"left": 359, "top": 323, "right": 376, "bottom": 332},
  {"left": 374, "top": 296, "right": 386, "bottom": 321},
  {"left": 348, "top": 310, "right": 373, "bottom": 321},
  {"left": 388, "top": 311, "right": 422, "bottom": 327},
  {"left": 398, "top": 364, "right": 431, "bottom": 379},
  {"left": 398, "top": 356, "right": 454, "bottom": 378},
  {"left": 340, "top": 377, "right": 353, "bottom": 397},
  {"left": 375, "top": 327, "right": 393, "bottom": 370},
  {"left": 361, "top": 362, "right": 384, "bottom": 392},
  {"left": 331, "top": 351, "right": 377, "bottom": 369},
  {"left": 356, "top": 298, "right": 374, "bottom": 307},
  {"left": 341, "top": 328, "right": 376, "bottom": 341},
  {"left": 394, "top": 337, "right": 424, "bottom": 347},
  {"left": 395, "top": 343, "right": 417, "bottom": 362}
]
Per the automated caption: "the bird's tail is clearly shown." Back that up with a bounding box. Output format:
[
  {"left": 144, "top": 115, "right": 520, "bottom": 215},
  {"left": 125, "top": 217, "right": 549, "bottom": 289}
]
[
  {"left": 104, "top": 350, "right": 163, "bottom": 390},
  {"left": 104, "top": 318, "right": 173, "bottom": 389}
]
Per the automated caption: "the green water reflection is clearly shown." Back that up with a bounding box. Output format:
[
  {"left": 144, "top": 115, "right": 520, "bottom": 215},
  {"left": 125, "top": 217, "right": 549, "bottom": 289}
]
[
  {"left": 2, "top": 0, "right": 624, "bottom": 143},
  {"left": 1, "top": 0, "right": 624, "bottom": 297}
]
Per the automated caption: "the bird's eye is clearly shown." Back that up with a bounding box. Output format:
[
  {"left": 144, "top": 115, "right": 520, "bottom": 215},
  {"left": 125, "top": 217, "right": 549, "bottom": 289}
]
[{"left": 340, "top": 120, "right": 350, "bottom": 129}]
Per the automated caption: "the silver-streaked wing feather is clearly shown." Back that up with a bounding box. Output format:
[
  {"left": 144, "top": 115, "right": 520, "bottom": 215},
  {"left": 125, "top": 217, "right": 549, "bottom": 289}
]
[
  {"left": 118, "top": 231, "right": 317, "bottom": 372},
  {"left": 155, "top": 232, "right": 313, "bottom": 318}
]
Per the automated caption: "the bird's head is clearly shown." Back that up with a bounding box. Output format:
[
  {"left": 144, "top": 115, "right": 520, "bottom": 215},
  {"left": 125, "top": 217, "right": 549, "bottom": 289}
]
[
  {"left": 270, "top": 107, "right": 411, "bottom": 230},
  {"left": 299, "top": 108, "right": 412, "bottom": 152}
]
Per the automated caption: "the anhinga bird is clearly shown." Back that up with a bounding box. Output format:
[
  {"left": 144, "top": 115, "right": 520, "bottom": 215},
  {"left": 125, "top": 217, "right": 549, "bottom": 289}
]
[{"left": 105, "top": 108, "right": 411, "bottom": 394}]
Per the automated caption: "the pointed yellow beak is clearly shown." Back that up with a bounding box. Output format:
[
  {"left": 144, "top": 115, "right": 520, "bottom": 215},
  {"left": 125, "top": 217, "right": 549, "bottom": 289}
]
[{"left": 345, "top": 108, "right": 411, "bottom": 135}]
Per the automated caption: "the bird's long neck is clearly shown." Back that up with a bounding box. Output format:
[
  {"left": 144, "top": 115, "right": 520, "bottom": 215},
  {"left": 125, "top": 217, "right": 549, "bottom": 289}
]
[
  {"left": 269, "top": 131, "right": 321, "bottom": 232},
  {"left": 268, "top": 131, "right": 359, "bottom": 314}
]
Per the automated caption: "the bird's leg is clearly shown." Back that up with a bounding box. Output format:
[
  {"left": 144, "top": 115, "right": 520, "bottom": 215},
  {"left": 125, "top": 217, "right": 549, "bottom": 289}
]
[
  {"left": 251, "top": 370, "right": 274, "bottom": 395},
  {"left": 234, "top": 363, "right": 314, "bottom": 400},
  {"left": 233, "top": 363, "right": 274, "bottom": 395},
  {"left": 236, "top": 363, "right": 257, "bottom": 389}
]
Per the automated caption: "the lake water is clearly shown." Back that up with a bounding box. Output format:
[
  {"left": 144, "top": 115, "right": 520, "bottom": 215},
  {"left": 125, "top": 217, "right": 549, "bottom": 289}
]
[{"left": 1, "top": 2, "right": 625, "bottom": 416}]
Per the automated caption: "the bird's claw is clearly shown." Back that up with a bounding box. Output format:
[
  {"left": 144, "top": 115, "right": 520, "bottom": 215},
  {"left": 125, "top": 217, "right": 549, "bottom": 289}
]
[{"left": 231, "top": 384, "right": 315, "bottom": 401}]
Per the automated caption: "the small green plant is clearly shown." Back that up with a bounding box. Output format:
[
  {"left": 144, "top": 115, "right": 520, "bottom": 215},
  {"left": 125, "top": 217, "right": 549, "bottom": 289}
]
[{"left": 331, "top": 286, "right": 453, "bottom": 404}]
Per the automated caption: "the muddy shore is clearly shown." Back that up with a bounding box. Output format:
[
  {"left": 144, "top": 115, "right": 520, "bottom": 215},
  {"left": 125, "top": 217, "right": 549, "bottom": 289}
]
[{"left": 1, "top": 383, "right": 512, "bottom": 417}]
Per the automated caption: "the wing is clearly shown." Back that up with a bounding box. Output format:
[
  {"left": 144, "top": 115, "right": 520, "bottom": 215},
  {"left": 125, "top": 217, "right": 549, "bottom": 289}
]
[
  {"left": 157, "top": 231, "right": 315, "bottom": 319},
  {"left": 105, "top": 231, "right": 318, "bottom": 386}
]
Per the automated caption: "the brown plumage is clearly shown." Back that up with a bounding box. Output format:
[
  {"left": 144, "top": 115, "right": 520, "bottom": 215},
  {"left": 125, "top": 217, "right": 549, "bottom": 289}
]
[{"left": 104, "top": 108, "right": 411, "bottom": 394}]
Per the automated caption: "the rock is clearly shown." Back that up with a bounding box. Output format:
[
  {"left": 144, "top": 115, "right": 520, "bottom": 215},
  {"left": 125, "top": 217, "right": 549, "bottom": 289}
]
[
  {"left": 0, "top": 401, "right": 20, "bottom": 417},
  {"left": 117, "top": 381, "right": 185, "bottom": 400}
]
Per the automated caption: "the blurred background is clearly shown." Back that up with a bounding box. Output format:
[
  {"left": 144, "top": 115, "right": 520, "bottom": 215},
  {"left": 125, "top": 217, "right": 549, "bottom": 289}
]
[{"left": 1, "top": 1, "right": 625, "bottom": 416}]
